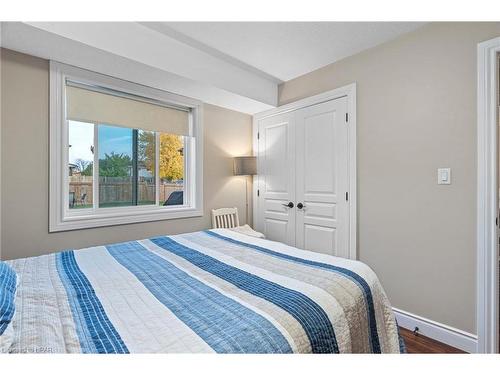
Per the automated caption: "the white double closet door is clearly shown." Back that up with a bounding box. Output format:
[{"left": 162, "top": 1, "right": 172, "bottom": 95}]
[{"left": 256, "top": 96, "right": 351, "bottom": 258}]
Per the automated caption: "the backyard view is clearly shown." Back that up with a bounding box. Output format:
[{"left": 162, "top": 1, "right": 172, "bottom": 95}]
[{"left": 68, "top": 121, "right": 184, "bottom": 209}]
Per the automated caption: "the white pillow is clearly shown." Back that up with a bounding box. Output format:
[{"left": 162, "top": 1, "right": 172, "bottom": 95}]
[{"left": 229, "top": 224, "right": 265, "bottom": 239}]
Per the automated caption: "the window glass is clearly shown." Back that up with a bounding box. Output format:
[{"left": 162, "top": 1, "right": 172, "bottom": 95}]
[
  {"left": 68, "top": 120, "right": 94, "bottom": 209},
  {"left": 159, "top": 133, "right": 185, "bottom": 206},
  {"left": 137, "top": 130, "right": 156, "bottom": 205},
  {"left": 98, "top": 125, "right": 133, "bottom": 208},
  {"left": 69, "top": 124, "right": 188, "bottom": 210}
]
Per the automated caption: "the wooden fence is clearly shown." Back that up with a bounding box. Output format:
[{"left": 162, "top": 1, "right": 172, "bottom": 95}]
[{"left": 69, "top": 176, "right": 183, "bottom": 207}]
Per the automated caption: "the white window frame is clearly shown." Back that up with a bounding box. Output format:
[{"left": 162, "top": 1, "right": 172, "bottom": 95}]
[{"left": 50, "top": 62, "right": 203, "bottom": 232}]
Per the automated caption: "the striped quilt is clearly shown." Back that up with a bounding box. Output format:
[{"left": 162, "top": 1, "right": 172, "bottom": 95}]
[{"left": 4, "top": 229, "right": 403, "bottom": 353}]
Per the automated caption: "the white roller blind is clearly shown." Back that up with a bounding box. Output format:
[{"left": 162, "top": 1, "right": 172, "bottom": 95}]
[{"left": 66, "top": 85, "right": 190, "bottom": 136}]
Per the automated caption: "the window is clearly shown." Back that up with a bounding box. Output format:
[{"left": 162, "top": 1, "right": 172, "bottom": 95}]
[
  {"left": 50, "top": 62, "right": 203, "bottom": 232},
  {"left": 68, "top": 123, "right": 186, "bottom": 209}
]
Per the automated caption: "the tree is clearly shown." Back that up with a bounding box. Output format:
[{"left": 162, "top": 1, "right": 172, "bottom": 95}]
[
  {"left": 99, "top": 152, "right": 132, "bottom": 177},
  {"left": 74, "top": 158, "right": 93, "bottom": 176},
  {"left": 138, "top": 132, "right": 184, "bottom": 181},
  {"left": 81, "top": 164, "right": 93, "bottom": 176},
  {"left": 159, "top": 134, "right": 184, "bottom": 181},
  {"left": 138, "top": 131, "right": 155, "bottom": 172}
]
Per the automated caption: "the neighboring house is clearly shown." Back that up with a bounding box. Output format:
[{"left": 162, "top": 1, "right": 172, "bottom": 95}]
[
  {"left": 138, "top": 163, "right": 153, "bottom": 178},
  {"left": 68, "top": 163, "right": 80, "bottom": 176}
]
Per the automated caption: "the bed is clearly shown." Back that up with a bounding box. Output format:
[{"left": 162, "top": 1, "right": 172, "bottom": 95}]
[{"left": 0, "top": 229, "right": 404, "bottom": 353}]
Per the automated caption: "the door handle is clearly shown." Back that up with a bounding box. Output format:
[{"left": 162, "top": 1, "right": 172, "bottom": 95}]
[
  {"left": 282, "top": 202, "right": 294, "bottom": 208},
  {"left": 297, "top": 202, "right": 305, "bottom": 209}
]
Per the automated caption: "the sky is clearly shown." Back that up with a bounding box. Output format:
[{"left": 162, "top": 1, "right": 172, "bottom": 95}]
[
  {"left": 68, "top": 121, "right": 93, "bottom": 164},
  {"left": 98, "top": 125, "right": 132, "bottom": 159},
  {"left": 68, "top": 121, "right": 133, "bottom": 164}
]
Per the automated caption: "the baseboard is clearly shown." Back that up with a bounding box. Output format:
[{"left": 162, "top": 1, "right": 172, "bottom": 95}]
[{"left": 393, "top": 307, "right": 478, "bottom": 353}]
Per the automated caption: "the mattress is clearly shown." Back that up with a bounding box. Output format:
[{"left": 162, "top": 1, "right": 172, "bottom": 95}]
[{"left": 3, "top": 229, "right": 404, "bottom": 353}]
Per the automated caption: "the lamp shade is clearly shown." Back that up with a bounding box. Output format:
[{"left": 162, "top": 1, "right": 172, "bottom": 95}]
[{"left": 233, "top": 156, "right": 256, "bottom": 176}]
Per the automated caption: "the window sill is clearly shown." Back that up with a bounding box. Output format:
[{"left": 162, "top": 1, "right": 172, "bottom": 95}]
[{"left": 49, "top": 206, "right": 203, "bottom": 232}]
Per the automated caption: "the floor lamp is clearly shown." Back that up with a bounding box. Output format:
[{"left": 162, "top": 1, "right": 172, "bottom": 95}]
[{"left": 233, "top": 156, "right": 257, "bottom": 226}]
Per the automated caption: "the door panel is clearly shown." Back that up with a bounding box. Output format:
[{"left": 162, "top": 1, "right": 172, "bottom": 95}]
[
  {"left": 264, "top": 123, "right": 288, "bottom": 195},
  {"left": 295, "top": 97, "right": 349, "bottom": 257},
  {"left": 304, "top": 224, "right": 336, "bottom": 255},
  {"left": 264, "top": 218, "right": 289, "bottom": 244},
  {"left": 256, "top": 112, "right": 296, "bottom": 246}
]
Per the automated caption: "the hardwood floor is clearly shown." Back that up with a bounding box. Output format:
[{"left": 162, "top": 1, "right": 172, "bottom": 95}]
[{"left": 399, "top": 327, "right": 466, "bottom": 353}]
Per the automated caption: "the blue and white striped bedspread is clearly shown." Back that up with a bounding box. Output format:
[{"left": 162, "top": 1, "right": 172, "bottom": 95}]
[{"left": 5, "top": 229, "right": 403, "bottom": 353}]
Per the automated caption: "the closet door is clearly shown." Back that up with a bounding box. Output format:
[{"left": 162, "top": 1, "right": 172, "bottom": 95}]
[
  {"left": 294, "top": 97, "right": 350, "bottom": 257},
  {"left": 256, "top": 112, "right": 296, "bottom": 246}
]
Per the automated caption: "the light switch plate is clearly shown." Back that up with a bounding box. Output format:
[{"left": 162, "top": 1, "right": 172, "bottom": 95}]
[{"left": 437, "top": 168, "right": 451, "bottom": 185}]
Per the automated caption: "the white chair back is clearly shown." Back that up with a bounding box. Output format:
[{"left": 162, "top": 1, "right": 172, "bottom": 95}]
[{"left": 211, "top": 207, "right": 240, "bottom": 229}]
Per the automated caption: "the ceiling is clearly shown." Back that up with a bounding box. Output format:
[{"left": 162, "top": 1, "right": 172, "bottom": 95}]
[
  {"left": 2, "top": 22, "right": 426, "bottom": 113},
  {"left": 150, "top": 22, "right": 426, "bottom": 82}
]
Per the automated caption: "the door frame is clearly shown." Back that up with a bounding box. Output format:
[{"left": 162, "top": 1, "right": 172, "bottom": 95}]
[
  {"left": 253, "top": 83, "right": 357, "bottom": 260},
  {"left": 477, "top": 36, "right": 500, "bottom": 353}
]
